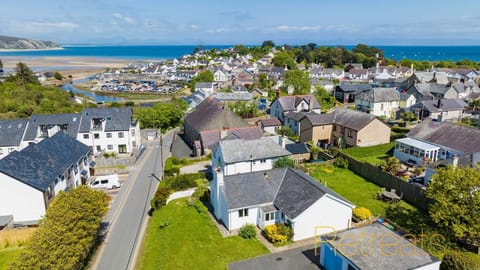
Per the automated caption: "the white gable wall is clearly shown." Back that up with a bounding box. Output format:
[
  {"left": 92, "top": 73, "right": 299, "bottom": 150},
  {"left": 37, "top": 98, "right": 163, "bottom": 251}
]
[
  {"left": 0, "top": 172, "right": 46, "bottom": 222},
  {"left": 228, "top": 206, "right": 258, "bottom": 231},
  {"left": 224, "top": 159, "right": 274, "bottom": 176},
  {"left": 291, "top": 195, "right": 353, "bottom": 241}
]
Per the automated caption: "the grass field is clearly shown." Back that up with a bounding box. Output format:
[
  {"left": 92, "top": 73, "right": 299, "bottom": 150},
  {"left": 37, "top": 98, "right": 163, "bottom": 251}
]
[
  {"left": 0, "top": 247, "right": 22, "bottom": 270},
  {"left": 136, "top": 199, "right": 269, "bottom": 270},
  {"left": 342, "top": 142, "right": 395, "bottom": 165}
]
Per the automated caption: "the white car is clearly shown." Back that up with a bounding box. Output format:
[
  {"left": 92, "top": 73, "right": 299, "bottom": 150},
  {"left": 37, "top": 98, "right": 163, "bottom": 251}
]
[{"left": 89, "top": 174, "right": 120, "bottom": 189}]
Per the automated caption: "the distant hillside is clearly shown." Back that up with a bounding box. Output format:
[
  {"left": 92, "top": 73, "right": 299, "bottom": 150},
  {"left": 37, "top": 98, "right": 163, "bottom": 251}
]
[{"left": 0, "top": 35, "right": 61, "bottom": 50}]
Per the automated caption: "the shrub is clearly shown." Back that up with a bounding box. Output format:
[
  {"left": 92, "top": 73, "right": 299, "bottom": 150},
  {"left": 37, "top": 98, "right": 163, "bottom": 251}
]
[
  {"left": 165, "top": 172, "right": 204, "bottom": 191},
  {"left": 53, "top": 71, "right": 63, "bottom": 80},
  {"left": 151, "top": 187, "right": 172, "bottom": 209},
  {"left": 170, "top": 157, "right": 181, "bottom": 165},
  {"left": 391, "top": 126, "right": 410, "bottom": 133},
  {"left": 333, "top": 157, "right": 349, "bottom": 168},
  {"left": 239, "top": 224, "right": 257, "bottom": 239},
  {"left": 273, "top": 157, "right": 296, "bottom": 168},
  {"left": 440, "top": 251, "right": 479, "bottom": 270},
  {"left": 353, "top": 207, "right": 372, "bottom": 221},
  {"left": 263, "top": 224, "right": 293, "bottom": 246}
]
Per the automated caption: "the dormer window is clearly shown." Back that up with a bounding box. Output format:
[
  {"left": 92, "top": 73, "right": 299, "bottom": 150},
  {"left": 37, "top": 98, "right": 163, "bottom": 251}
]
[{"left": 92, "top": 118, "right": 103, "bottom": 130}]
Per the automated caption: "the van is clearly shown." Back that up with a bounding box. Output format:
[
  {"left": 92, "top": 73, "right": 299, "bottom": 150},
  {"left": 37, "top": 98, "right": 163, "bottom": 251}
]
[{"left": 89, "top": 174, "right": 120, "bottom": 189}]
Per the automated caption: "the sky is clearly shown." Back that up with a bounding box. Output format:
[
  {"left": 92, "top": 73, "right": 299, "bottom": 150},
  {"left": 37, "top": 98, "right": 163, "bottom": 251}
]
[{"left": 2, "top": 0, "right": 480, "bottom": 46}]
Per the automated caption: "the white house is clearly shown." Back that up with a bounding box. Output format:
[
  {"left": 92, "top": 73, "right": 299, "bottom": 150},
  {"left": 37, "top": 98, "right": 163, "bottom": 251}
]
[
  {"left": 319, "top": 223, "right": 440, "bottom": 270},
  {"left": 213, "top": 69, "right": 228, "bottom": 83},
  {"left": 211, "top": 137, "right": 291, "bottom": 176},
  {"left": 0, "top": 119, "right": 28, "bottom": 160},
  {"left": 270, "top": 94, "right": 321, "bottom": 123},
  {"left": 0, "top": 133, "right": 91, "bottom": 223},
  {"left": 195, "top": 82, "right": 215, "bottom": 96},
  {"left": 22, "top": 113, "right": 82, "bottom": 146},
  {"left": 210, "top": 167, "right": 354, "bottom": 241},
  {"left": 409, "top": 99, "right": 467, "bottom": 122},
  {"left": 355, "top": 88, "right": 400, "bottom": 118},
  {"left": 76, "top": 108, "right": 141, "bottom": 155}
]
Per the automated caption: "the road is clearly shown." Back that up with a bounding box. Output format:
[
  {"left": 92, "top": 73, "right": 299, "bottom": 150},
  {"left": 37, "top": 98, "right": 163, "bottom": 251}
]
[{"left": 93, "top": 130, "right": 174, "bottom": 270}]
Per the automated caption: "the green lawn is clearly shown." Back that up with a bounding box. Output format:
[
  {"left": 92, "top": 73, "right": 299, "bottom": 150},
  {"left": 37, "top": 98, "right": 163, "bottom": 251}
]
[
  {"left": 342, "top": 142, "right": 395, "bottom": 165},
  {"left": 0, "top": 247, "right": 22, "bottom": 270},
  {"left": 136, "top": 199, "right": 269, "bottom": 270}
]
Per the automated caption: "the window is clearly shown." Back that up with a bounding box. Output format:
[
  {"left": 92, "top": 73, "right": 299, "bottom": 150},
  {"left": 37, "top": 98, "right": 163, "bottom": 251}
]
[
  {"left": 333, "top": 125, "right": 337, "bottom": 131},
  {"left": 347, "top": 129, "right": 353, "bottom": 138},
  {"left": 131, "top": 129, "right": 135, "bottom": 136},
  {"left": 341, "top": 127, "right": 345, "bottom": 134},
  {"left": 238, "top": 208, "right": 249, "bottom": 217},
  {"left": 381, "top": 103, "right": 384, "bottom": 111},
  {"left": 260, "top": 159, "right": 267, "bottom": 164},
  {"left": 118, "top": 144, "right": 127, "bottom": 153},
  {"left": 118, "top": 132, "right": 125, "bottom": 138},
  {"left": 106, "top": 133, "right": 112, "bottom": 138},
  {"left": 83, "top": 134, "right": 89, "bottom": 139},
  {"left": 94, "top": 133, "right": 100, "bottom": 139},
  {"left": 265, "top": 212, "right": 276, "bottom": 221},
  {"left": 281, "top": 212, "right": 285, "bottom": 220},
  {"left": 0, "top": 149, "right": 3, "bottom": 155},
  {"left": 107, "top": 145, "right": 113, "bottom": 150},
  {"left": 96, "top": 145, "right": 101, "bottom": 152},
  {"left": 100, "top": 179, "right": 108, "bottom": 184},
  {"left": 132, "top": 141, "right": 137, "bottom": 148}
]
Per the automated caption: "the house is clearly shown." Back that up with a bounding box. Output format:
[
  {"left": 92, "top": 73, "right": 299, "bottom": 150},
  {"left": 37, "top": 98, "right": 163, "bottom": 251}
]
[
  {"left": 409, "top": 98, "right": 467, "bottom": 122},
  {"left": 198, "top": 126, "right": 263, "bottom": 156},
  {"left": 183, "top": 97, "right": 250, "bottom": 148},
  {"left": 257, "top": 118, "right": 282, "bottom": 134},
  {"left": 299, "top": 109, "right": 391, "bottom": 148},
  {"left": 428, "top": 83, "right": 457, "bottom": 99},
  {"left": 0, "top": 119, "right": 28, "bottom": 160},
  {"left": 335, "top": 84, "right": 373, "bottom": 103},
  {"left": 355, "top": 88, "right": 401, "bottom": 118},
  {"left": 452, "top": 81, "right": 480, "bottom": 99},
  {"left": 347, "top": 68, "right": 369, "bottom": 80},
  {"left": 0, "top": 133, "right": 91, "bottom": 222},
  {"left": 76, "top": 108, "right": 141, "bottom": 155},
  {"left": 211, "top": 137, "right": 291, "bottom": 176},
  {"left": 22, "top": 113, "right": 82, "bottom": 145},
  {"left": 269, "top": 94, "right": 321, "bottom": 123},
  {"left": 394, "top": 118, "right": 480, "bottom": 168},
  {"left": 406, "top": 83, "right": 435, "bottom": 102},
  {"left": 195, "top": 82, "right": 215, "bottom": 96},
  {"left": 283, "top": 111, "right": 313, "bottom": 135},
  {"left": 319, "top": 223, "right": 440, "bottom": 270},
  {"left": 399, "top": 92, "right": 417, "bottom": 108},
  {"left": 210, "top": 167, "right": 354, "bottom": 241}
]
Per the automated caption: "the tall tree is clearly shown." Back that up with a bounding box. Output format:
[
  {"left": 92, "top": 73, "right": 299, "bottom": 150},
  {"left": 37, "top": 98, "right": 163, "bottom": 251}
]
[
  {"left": 314, "top": 86, "right": 335, "bottom": 112},
  {"left": 261, "top": 40, "right": 275, "bottom": 48},
  {"left": 189, "top": 70, "right": 214, "bottom": 89},
  {"left": 284, "top": 70, "right": 310, "bottom": 95},
  {"left": 272, "top": 51, "right": 297, "bottom": 69},
  {"left": 5, "top": 62, "right": 39, "bottom": 85},
  {"left": 426, "top": 166, "right": 480, "bottom": 241}
]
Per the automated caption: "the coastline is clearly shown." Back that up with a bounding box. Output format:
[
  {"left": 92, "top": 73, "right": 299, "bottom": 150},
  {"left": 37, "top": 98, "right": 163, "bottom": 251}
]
[{"left": 0, "top": 47, "right": 64, "bottom": 52}]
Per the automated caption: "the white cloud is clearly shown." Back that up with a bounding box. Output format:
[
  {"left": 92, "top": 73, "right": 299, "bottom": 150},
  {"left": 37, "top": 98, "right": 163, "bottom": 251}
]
[
  {"left": 112, "top": 13, "right": 135, "bottom": 25},
  {"left": 275, "top": 25, "right": 323, "bottom": 32},
  {"left": 208, "top": 27, "right": 228, "bottom": 33},
  {"left": 30, "top": 21, "right": 79, "bottom": 30}
]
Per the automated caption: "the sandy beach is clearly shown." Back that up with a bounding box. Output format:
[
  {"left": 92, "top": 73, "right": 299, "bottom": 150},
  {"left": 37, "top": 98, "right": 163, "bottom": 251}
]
[{"left": 0, "top": 56, "right": 130, "bottom": 80}]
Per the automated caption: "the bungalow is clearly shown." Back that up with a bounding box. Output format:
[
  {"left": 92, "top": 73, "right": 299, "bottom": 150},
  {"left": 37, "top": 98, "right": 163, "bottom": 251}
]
[
  {"left": 210, "top": 167, "right": 355, "bottom": 241},
  {"left": 409, "top": 98, "right": 467, "bottom": 122},
  {"left": 0, "top": 133, "right": 91, "bottom": 223},
  {"left": 211, "top": 137, "right": 291, "bottom": 176},
  {"left": 319, "top": 223, "right": 440, "bottom": 270},
  {"left": 269, "top": 94, "right": 321, "bottom": 123},
  {"left": 355, "top": 88, "right": 401, "bottom": 118},
  {"left": 299, "top": 109, "right": 391, "bottom": 148},
  {"left": 0, "top": 119, "right": 28, "bottom": 160}
]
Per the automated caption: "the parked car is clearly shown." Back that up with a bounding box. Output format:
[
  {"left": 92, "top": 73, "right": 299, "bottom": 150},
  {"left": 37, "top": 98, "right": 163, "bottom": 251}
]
[{"left": 89, "top": 174, "right": 120, "bottom": 189}]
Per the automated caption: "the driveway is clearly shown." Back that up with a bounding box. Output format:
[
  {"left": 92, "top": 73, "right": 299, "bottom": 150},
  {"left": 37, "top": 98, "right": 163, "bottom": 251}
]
[
  {"left": 179, "top": 160, "right": 211, "bottom": 174},
  {"left": 228, "top": 246, "right": 321, "bottom": 270}
]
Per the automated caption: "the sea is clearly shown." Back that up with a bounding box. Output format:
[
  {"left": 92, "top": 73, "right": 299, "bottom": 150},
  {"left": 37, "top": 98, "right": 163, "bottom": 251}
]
[{"left": 0, "top": 45, "right": 480, "bottom": 62}]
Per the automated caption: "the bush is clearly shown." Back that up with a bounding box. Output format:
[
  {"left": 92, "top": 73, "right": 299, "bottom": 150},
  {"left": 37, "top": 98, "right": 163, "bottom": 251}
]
[
  {"left": 239, "top": 224, "right": 257, "bottom": 239},
  {"left": 53, "top": 71, "right": 63, "bottom": 80},
  {"left": 164, "top": 172, "right": 205, "bottom": 191},
  {"left": 391, "top": 126, "right": 410, "bottom": 133},
  {"left": 263, "top": 224, "right": 293, "bottom": 246},
  {"left": 440, "top": 251, "right": 479, "bottom": 270},
  {"left": 353, "top": 207, "right": 372, "bottom": 221},
  {"left": 273, "top": 157, "right": 296, "bottom": 168},
  {"left": 170, "top": 157, "right": 181, "bottom": 165},
  {"left": 151, "top": 187, "right": 172, "bottom": 209},
  {"left": 8, "top": 186, "right": 108, "bottom": 270},
  {"left": 333, "top": 157, "right": 349, "bottom": 168}
]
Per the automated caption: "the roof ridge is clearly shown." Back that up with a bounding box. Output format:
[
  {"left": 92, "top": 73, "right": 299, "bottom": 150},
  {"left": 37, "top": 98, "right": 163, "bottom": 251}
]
[{"left": 272, "top": 168, "right": 288, "bottom": 201}]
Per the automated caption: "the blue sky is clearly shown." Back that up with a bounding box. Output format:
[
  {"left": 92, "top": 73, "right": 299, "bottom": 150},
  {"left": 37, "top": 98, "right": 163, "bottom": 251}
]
[{"left": 2, "top": 0, "right": 480, "bottom": 45}]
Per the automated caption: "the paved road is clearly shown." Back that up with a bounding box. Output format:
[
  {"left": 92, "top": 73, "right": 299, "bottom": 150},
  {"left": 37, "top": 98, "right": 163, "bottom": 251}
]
[{"left": 93, "top": 131, "right": 173, "bottom": 270}]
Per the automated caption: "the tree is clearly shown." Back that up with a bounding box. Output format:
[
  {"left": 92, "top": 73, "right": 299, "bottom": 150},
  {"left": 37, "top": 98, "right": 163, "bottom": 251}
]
[
  {"left": 262, "top": 40, "right": 275, "bottom": 48},
  {"left": 272, "top": 51, "right": 297, "bottom": 69},
  {"left": 426, "top": 166, "right": 480, "bottom": 241},
  {"left": 352, "top": 44, "right": 384, "bottom": 59},
  {"left": 284, "top": 70, "right": 310, "bottom": 95},
  {"left": 276, "top": 126, "right": 293, "bottom": 137},
  {"left": 189, "top": 70, "right": 213, "bottom": 89},
  {"left": 273, "top": 157, "right": 296, "bottom": 168},
  {"left": 379, "top": 157, "right": 401, "bottom": 175},
  {"left": 53, "top": 71, "right": 63, "bottom": 80},
  {"left": 440, "top": 251, "right": 479, "bottom": 270},
  {"left": 308, "top": 143, "right": 321, "bottom": 160},
  {"left": 134, "top": 98, "right": 188, "bottom": 130},
  {"left": 5, "top": 62, "right": 39, "bottom": 85},
  {"left": 314, "top": 86, "right": 335, "bottom": 112},
  {"left": 400, "top": 112, "right": 418, "bottom": 122},
  {"left": 257, "top": 73, "right": 273, "bottom": 90},
  {"left": 192, "top": 44, "right": 204, "bottom": 54},
  {"left": 233, "top": 44, "right": 249, "bottom": 55},
  {"left": 0, "top": 59, "right": 3, "bottom": 69},
  {"left": 9, "top": 186, "right": 108, "bottom": 270}
]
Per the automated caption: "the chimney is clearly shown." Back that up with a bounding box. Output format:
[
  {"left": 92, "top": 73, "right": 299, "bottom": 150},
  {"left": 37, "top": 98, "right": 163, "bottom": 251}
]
[
  {"left": 452, "top": 155, "right": 459, "bottom": 169},
  {"left": 309, "top": 96, "right": 314, "bottom": 111},
  {"left": 410, "top": 64, "right": 414, "bottom": 75},
  {"left": 212, "top": 167, "right": 224, "bottom": 219},
  {"left": 220, "top": 129, "right": 228, "bottom": 139},
  {"left": 276, "top": 89, "right": 281, "bottom": 98},
  {"left": 264, "top": 171, "right": 270, "bottom": 180},
  {"left": 279, "top": 135, "right": 286, "bottom": 149}
]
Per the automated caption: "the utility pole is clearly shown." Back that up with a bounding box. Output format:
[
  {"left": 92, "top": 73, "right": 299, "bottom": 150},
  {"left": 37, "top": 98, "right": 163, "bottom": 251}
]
[{"left": 160, "top": 131, "right": 164, "bottom": 181}]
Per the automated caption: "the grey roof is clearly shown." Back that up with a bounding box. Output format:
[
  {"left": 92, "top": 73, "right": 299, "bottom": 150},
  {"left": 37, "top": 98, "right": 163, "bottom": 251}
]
[
  {"left": 24, "top": 113, "right": 81, "bottom": 141},
  {"left": 200, "top": 126, "right": 263, "bottom": 149},
  {"left": 408, "top": 118, "right": 480, "bottom": 154},
  {"left": 284, "top": 111, "right": 311, "bottom": 122},
  {"left": 408, "top": 83, "right": 434, "bottom": 100},
  {"left": 323, "top": 223, "right": 440, "bottom": 270},
  {"left": 0, "top": 132, "right": 90, "bottom": 192},
  {"left": 429, "top": 83, "right": 453, "bottom": 95},
  {"left": 275, "top": 95, "right": 321, "bottom": 112},
  {"left": 195, "top": 82, "right": 214, "bottom": 89},
  {"left": 285, "top": 143, "right": 310, "bottom": 155},
  {"left": 259, "top": 118, "right": 282, "bottom": 127},
  {"left": 223, "top": 168, "right": 353, "bottom": 219},
  {"left": 79, "top": 107, "right": 134, "bottom": 132},
  {"left": 0, "top": 215, "right": 13, "bottom": 227},
  {"left": 219, "top": 137, "right": 291, "bottom": 164},
  {"left": 0, "top": 119, "right": 28, "bottom": 147},
  {"left": 418, "top": 98, "right": 466, "bottom": 113},
  {"left": 304, "top": 109, "right": 382, "bottom": 131},
  {"left": 336, "top": 83, "right": 373, "bottom": 93},
  {"left": 356, "top": 88, "right": 400, "bottom": 103},
  {"left": 214, "top": 92, "right": 253, "bottom": 101},
  {"left": 399, "top": 92, "right": 413, "bottom": 101}
]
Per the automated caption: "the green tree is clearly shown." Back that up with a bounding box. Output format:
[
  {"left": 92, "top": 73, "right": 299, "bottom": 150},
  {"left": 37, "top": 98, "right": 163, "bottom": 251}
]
[
  {"left": 233, "top": 44, "right": 249, "bottom": 55},
  {"left": 272, "top": 51, "right": 297, "bottom": 69},
  {"left": 257, "top": 73, "right": 273, "bottom": 90},
  {"left": 276, "top": 126, "right": 293, "bottom": 137},
  {"left": 189, "top": 70, "right": 214, "bottom": 89},
  {"left": 440, "top": 251, "right": 479, "bottom": 270},
  {"left": 261, "top": 40, "right": 275, "bottom": 48},
  {"left": 9, "top": 186, "right": 108, "bottom": 270},
  {"left": 426, "top": 166, "right": 480, "bottom": 241},
  {"left": 352, "top": 44, "right": 384, "bottom": 59},
  {"left": 134, "top": 98, "right": 188, "bottom": 130},
  {"left": 308, "top": 142, "right": 321, "bottom": 160},
  {"left": 284, "top": 70, "right": 310, "bottom": 95},
  {"left": 53, "top": 71, "right": 63, "bottom": 80},
  {"left": 5, "top": 62, "right": 39, "bottom": 85},
  {"left": 379, "top": 157, "right": 401, "bottom": 175},
  {"left": 314, "top": 86, "right": 335, "bottom": 112},
  {"left": 273, "top": 157, "right": 296, "bottom": 168}
]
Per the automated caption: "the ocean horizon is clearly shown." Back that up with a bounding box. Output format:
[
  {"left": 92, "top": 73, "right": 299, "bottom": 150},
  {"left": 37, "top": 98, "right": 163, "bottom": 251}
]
[{"left": 1, "top": 45, "right": 480, "bottom": 62}]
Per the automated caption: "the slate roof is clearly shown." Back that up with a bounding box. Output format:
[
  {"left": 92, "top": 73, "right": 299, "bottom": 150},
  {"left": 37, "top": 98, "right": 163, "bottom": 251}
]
[
  {"left": 24, "top": 113, "right": 81, "bottom": 141},
  {"left": 200, "top": 126, "right": 263, "bottom": 149},
  {"left": 407, "top": 83, "right": 434, "bottom": 100},
  {"left": 184, "top": 97, "right": 249, "bottom": 132},
  {"left": 275, "top": 95, "right": 321, "bottom": 112},
  {"left": 0, "top": 119, "right": 28, "bottom": 147},
  {"left": 259, "top": 118, "right": 282, "bottom": 127},
  {"left": 285, "top": 143, "right": 310, "bottom": 155},
  {"left": 408, "top": 118, "right": 480, "bottom": 154},
  {"left": 304, "top": 109, "right": 380, "bottom": 131},
  {"left": 336, "top": 83, "right": 373, "bottom": 93},
  {"left": 195, "top": 82, "right": 214, "bottom": 89},
  {"left": 284, "top": 111, "right": 311, "bottom": 122},
  {"left": 356, "top": 88, "right": 400, "bottom": 103},
  {"left": 223, "top": 168, "right": 353, "bottom": 219},
  {"left": 218, "top": 137, "right": 291, "bottom": 164},
  {"left": 399, "top": 92, "right": 413, "bottom": 101},
  {"left": 419, "top": 98, "right": 466, "bottom": 113},
  {"left": 323, "top": 223, "right": 440, "bottom": 270},
  {"left": 79, "top": 108, "right": 134, "bottom": 133},
  {"left": 0, "top": 132, "right": 90, "bottom": 192}
]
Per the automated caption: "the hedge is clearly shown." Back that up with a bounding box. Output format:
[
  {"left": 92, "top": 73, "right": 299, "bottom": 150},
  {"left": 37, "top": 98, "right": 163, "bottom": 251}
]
[
  {"left": 440, "top": 251, "right": 479, "bottom": 270},
  {"left": 9, "top": 186, "right": 108, "bottom": 270}
]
